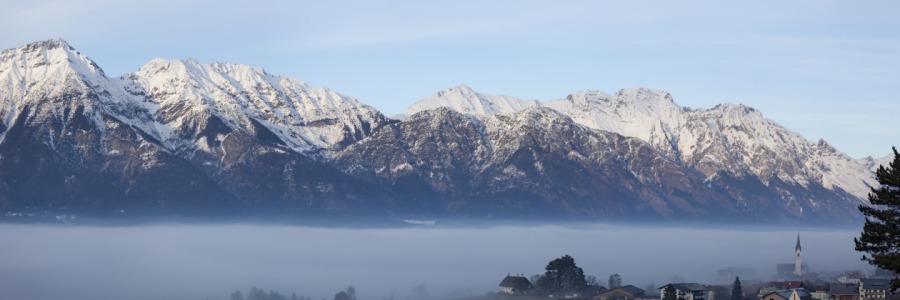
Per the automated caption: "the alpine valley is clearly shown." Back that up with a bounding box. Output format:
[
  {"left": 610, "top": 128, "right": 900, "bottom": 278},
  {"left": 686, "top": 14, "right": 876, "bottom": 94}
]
[{"left": 0, "top": 39, "right": 885, "bottom": 224}]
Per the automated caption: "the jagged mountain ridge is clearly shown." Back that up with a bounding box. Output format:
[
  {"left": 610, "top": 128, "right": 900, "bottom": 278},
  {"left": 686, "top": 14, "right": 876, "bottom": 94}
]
[
  {"left": 0, "top": 39, "right": 394, "bottom": 217},
  {"left": 546, "top": 89, "right": 874, "bottom": 201},
  {"left": 0, "top": 39, "right": 876, "bottom": 223},
  {"left": 122, "top": 57, "right": 388, "bottom": 154},
  {"left": 335, "top": 107, "right": 744, "bottom": 220},
  {"left": 408, "top": 85, "right": 876, "bottom": 206}
]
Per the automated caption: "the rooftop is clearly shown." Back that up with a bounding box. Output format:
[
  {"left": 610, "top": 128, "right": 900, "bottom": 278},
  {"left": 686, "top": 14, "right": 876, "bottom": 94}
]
[{"left": 499, "top": 275, "right": 533, "bottom": 289}]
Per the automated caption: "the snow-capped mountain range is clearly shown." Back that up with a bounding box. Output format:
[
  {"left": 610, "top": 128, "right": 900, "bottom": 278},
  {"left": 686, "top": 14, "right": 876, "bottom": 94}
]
[
  {"left": 123, "top": 58, "right": 386, "bottom": 153},
  {"left": 0, "top": 39, "right": 886, "bottom": 223},
  {"left": 0, "top": 39, "right": 385, "bottom": 155},
  {"left": 406, "top": 85, "right": 878, "bottom": 204}
]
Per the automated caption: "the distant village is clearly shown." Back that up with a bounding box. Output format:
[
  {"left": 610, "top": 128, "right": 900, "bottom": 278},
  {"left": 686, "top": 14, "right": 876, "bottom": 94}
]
[
  {"left": 494, "top": 235, "right": 897, "bottom": 300},
  {"left": 226, "top": 234, "right": 898, "bottom": 300}
]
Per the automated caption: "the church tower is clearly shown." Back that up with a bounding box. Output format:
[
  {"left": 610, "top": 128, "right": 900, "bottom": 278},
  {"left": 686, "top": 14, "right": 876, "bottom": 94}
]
[{"left": 794, "top": 233, "right": 802, "bottom": 276}]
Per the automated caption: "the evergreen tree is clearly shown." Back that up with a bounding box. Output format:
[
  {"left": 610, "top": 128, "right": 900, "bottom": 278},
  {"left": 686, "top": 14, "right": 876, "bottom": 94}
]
[
  {"left": 542, "top": 255, "right": 587, "bottom": 294},
  {"left": 663, "top": 284, "right": 677, "bottom": 300},
  {"left": 731, "top": 277, "right": 743, "bottom": 300},
  {"left": 855, "top": 147, "right": 900, "bottom": 290}
]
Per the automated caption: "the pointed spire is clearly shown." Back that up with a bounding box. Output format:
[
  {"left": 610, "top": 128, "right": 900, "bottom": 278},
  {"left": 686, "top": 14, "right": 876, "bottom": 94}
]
[{"left": 795, "top": 233, "right": 801, "bottom": 251}]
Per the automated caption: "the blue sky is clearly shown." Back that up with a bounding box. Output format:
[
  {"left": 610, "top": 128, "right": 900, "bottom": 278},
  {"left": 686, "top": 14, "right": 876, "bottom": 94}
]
[{"left": 1, "top": 0, "right": 898, "bottom": 158}]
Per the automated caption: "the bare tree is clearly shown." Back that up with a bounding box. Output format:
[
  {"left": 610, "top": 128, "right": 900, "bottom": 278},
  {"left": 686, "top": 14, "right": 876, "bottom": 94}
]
[{"left": 608, "top": 274, "right": 622, "bottom": 289}]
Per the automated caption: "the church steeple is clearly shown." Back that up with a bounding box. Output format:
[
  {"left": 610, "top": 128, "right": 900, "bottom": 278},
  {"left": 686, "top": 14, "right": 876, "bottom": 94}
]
[{"left": 794, "top": 233, "right": 802, "bottom": 276}]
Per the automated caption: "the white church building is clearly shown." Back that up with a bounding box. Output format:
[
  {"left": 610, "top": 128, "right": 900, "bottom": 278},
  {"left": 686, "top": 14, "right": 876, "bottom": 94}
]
[{"left": 776, "top": 234, "right": 807, "bottom": 277}]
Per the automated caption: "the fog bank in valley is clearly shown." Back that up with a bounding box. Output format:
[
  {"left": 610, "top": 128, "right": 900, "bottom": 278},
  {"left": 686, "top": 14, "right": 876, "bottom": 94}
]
[{"left": 0, "top": 224, "right": 870, "bottom": 300}]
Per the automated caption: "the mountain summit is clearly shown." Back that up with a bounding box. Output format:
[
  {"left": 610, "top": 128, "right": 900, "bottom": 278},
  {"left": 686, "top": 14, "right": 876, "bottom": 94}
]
[
  {"left": 404, "top": 84, "right": 539, "bottom": 117},
  {"left": 0, "top": 39, "right": 879, "bottom": 224}
]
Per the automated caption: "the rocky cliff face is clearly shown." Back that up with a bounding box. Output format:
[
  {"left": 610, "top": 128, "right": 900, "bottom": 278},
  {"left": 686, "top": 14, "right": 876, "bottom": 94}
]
[{"left": 0, "top": 39, "right": 877, "bottom": 224}]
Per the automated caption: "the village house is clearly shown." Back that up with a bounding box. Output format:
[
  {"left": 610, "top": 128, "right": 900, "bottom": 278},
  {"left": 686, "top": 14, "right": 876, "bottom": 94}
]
[
  {"left": 744, "top": 282, "right": 781, "bottom": 300},
  {"left": 759, "top": 289, "right": 812, "bottom": 300},
  {"left": 583, "top": 285, "right": 609, "bottom": 298},
  {"left": 595, "top": 285, "right": 646, "bottom": 300},
  {"left": 546, "top": 285, "right": 609, "bottom": 300},
  {"left": 498, "top": 274, "right": 534, "bottom": 295},
  {"left": 810, "top": 285, "right": 832, "bottom": 300},
  {"left": 837, "top": 272, "right": 864, "bottom": 285},
  {"left": 828, "top": 283, "right": 860, "bottom": 300},
  {"left": 758, "top": 286, "right": 781, "bottom": 299},
  {"left": 783, "top": 282, "right": 805, "bottom": 290},
  {"left": 859, "top": 279, "right": 890, "bottom": 300},
  {"left": 660, "top": 283, "right": 711, "bottom": 300},
  {"left": 811, "top": 290, "right": 829, "bottom": 300}
]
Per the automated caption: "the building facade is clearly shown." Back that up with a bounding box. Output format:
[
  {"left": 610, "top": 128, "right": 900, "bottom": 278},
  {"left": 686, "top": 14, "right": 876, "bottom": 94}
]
[
  {"left": 660, "top": 283, "right": 709, "bottom": 300},
  {"left": 859, "top": 279, "right": 889, "bottom": 300},
  {"left": 499, "top": 274, "right": 533, "bottom": 295}
]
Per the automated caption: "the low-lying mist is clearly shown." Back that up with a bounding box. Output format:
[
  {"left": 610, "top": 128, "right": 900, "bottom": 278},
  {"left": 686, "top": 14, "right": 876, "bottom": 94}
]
[{"left": 0, "top": 223, "right": 870, "bottom": 300}]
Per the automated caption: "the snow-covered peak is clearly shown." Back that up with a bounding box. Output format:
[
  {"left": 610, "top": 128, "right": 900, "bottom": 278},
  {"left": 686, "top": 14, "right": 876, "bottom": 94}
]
[
  {"left": 405, "top": 84, "right": 539, "bottom": 116},
  {"left": 545, "top": 87, "right": 687, "bottom": 147},
  {"left": 709, "top": 102, "right": 761, "bottom": 116},
  {"left": 135, "top": 58, "right": 286, "bottom": 88},
  {"left": 3, "top": 38, "right": 104, "bottom": 73},
  {"left": 126, "top": 57, "right": 386, "bottom": 152},
  {"left": 704, "top": 103, "right": 775, "bottom": 135},
  {"left": 860, "top": 153, "right": 894, "bottom": 173},
  {"left": 614, "top": 87, "right": 674, "bottom": 103},
  {"left": 0, "top": 39, "right": 126, "bottom": 138},
  {"left": 609, "top": 88, "right": 682, "bottom": 117},
  {"left": 0, "top": 38, "right": 109, "bottom": 94},
  {"left": 541, "top": 86, "right": 877, "bottom": 201}
]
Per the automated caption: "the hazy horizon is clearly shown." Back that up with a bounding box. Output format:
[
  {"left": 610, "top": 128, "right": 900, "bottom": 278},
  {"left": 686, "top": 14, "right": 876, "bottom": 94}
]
[{"left": 0, "top": 223, "right": 873, "bottom": 300}]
